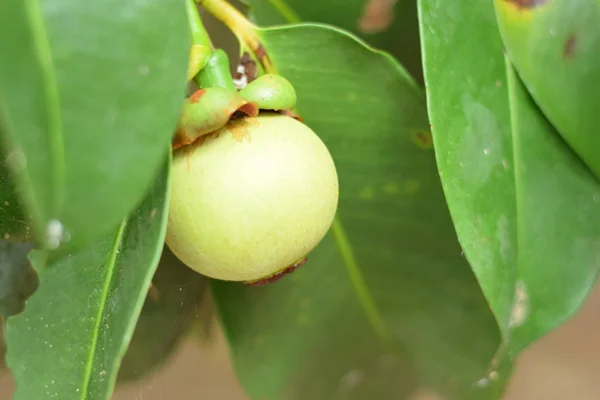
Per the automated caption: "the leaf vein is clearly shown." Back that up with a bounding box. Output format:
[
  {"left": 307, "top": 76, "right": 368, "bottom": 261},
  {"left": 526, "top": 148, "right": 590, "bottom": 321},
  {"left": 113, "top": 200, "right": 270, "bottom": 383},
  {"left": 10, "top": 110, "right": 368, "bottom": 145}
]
[{"left": 79, "top": 219, "right": 127, "bottom": 398}]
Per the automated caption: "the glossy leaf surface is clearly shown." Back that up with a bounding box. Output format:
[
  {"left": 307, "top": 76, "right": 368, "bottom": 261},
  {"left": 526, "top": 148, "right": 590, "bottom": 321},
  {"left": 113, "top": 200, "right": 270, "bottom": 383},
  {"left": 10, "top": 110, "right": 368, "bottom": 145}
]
[
  {"left": 419, "top": 0, "right": 600, "bottom": 363},
  {"left": 495, "top": 0, "right": 600, "bottom": 178},
  {"left": 5, "top": 159, "right": 171, "bottom": 400},
  {"left": 211, "top": 24, "right": 501, "bottom": 400},
  {"left": 246, "top": 0, "right": 424, "bottom": 83},
  {"left": 0, "top": 0, "right": 188, "bottom": 250}
]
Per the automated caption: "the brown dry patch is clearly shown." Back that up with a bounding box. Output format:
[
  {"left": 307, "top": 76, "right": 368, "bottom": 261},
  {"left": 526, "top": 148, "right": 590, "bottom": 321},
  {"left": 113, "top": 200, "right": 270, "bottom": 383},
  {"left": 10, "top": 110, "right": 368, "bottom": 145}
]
[
  {"left": 228, "top": 117, "right": 259, "bottom": 143},
  {"left": 244, "top": 258, "right": 308, "bottom": 286},
  {"left": 501, "top": 0, "right": 548, "bottom": 9},
  {"left": 414, "top": 131, "right": 433, "bottom": 148},
  {"left": 171, "top": 129, "right": 190, "bottom": 151},
  {"left": 358, "top": 0, "right": 399, "bottom": 34},
  {"left": 564, "top": 34, "right": 576, "bottom": 59},
  {"left": 248, "top": 42, "right": 276, "bottom": 74}
]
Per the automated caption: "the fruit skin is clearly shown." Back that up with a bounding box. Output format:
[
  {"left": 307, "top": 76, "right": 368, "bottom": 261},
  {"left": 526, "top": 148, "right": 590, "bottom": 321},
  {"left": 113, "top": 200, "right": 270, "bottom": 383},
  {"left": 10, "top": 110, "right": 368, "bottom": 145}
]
[{"left": 166, "top": 112, "right": 339, "bottom": 282}]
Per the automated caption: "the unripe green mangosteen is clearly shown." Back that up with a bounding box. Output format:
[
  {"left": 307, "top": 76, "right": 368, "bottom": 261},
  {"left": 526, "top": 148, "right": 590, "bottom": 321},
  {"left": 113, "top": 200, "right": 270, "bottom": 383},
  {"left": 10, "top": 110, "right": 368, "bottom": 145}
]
[{"left": 166, "top": 113, "right": 339, "bottom": 283}]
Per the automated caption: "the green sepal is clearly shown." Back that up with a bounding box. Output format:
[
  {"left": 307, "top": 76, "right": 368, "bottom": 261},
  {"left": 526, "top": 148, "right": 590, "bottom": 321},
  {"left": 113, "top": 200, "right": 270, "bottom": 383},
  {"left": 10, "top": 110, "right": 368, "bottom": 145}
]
[
  {"left": 195, "top": 49, "right": 237, "bottom": 91},
  {"left": 238, "top": 73, "right": 297, "bottom": 111},
  {"left": 173, "top": 87, "right": 259, "bottom": 149}
]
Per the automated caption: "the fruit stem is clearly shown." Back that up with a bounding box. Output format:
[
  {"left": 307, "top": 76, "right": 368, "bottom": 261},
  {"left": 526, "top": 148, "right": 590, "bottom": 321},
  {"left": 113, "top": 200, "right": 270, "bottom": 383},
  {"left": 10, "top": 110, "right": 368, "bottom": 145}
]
[
  {"left": 195, "top": 49, "right": 237, "bottom": 91},
  {"left": 196, "top": 0, "right": 277, "bottom": 73}
]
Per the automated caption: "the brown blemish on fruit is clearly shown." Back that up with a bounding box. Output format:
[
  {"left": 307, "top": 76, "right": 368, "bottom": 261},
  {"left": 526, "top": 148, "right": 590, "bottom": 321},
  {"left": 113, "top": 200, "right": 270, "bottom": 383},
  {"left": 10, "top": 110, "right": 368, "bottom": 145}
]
[
  {"left": 244, "top": 258, "right": 308, "bottom": 286},
  {"left": 172, "top": 98, "right": 259, "bottom": 150},
  {"left": 501, "top": 0, "right": 548, "bottom": 9},
  {"left": 414, "top": 131, "right": 433, "bottom": 148},
  {"left": 359, "top": 0, "right": 398, "bottom": 34},
  {"left": 278, "top": 109, "right": 304, "bottom": 122},
  {"left": 564, "top": 35, "right": 576, "bottom": 59},
  {"left": 188, "top": 88, "right": 207, "bottom": 103},
  {"left": 228, "top": 117, "right": 259, "bottom": 143}
]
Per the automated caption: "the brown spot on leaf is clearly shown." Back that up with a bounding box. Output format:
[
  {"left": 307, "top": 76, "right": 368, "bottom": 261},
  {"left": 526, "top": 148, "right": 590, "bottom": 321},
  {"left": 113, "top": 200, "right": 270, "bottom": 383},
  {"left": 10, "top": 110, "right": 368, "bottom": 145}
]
[
  {"left": 501, "top": 0, "right": 548, "bottom": 9},
  {"left": 244, "top": 258, "right": 308, "bottom": 286},
  {"left": 414, "top": 131, "right": 433, "bottom": 148},
  {"left": 359, "top": 0, "right": 398, "bottom": 34},
  {"left": 564, "top": 35, "right": 576, "bottom": 59}
]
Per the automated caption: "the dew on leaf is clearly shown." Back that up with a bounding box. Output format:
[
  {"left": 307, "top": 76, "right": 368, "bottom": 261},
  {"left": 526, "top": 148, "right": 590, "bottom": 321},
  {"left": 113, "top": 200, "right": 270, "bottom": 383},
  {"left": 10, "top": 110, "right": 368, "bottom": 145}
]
[{"left": 46, "top": 219, "right": 65, "bottom": 249}]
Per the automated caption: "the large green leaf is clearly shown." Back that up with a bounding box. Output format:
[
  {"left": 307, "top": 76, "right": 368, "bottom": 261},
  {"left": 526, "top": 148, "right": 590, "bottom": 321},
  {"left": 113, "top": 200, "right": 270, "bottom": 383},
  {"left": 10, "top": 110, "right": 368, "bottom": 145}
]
[
  {"left": 211, "top": 24, "right": 502, "bottom": 400},
  {"left": 419, "top": 0, "right": 600, "bottom": 359},
  {"left": 495, "top": 0, "right": 600, "bottom": 179},
  {"left": 0, "top": 0, "right": 188, "bottom": 250},
  {"left": 117, "top": 246, "right": 207, "bottom": 383},
  {"left": 246, "top": 0, "right": 424, "bottom": 83},
  {"left": 5, "top": 157, "right": 171, "bottom": 400}
]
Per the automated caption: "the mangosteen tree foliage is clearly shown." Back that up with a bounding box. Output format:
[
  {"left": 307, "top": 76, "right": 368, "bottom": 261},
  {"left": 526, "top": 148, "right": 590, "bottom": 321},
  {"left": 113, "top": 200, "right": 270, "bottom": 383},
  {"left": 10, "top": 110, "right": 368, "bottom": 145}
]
[{"left": 1, "top": 0, "right": 599, "bottom": 399}]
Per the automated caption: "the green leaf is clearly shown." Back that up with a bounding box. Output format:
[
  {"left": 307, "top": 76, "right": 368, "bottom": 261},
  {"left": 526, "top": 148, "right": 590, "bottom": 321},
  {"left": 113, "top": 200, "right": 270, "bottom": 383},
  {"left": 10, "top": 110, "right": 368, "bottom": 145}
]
[
  {"left": 117, "top": 246, "right": 207, "bottom": 383},
  {"left": 0, "top": 0, "right": 188, "bottom": 250},
  {"left": 211, "top": 24, "right": 502, "bottom": 399},
  {"left": 0, "top": 240, "right": 38, "bottom": 318},
  {"left": 495, "top": 0, "right": 600, "bottom": 179},
  {"left": 245, "top": 0, "right": 424, "bottom": 83},
  {"left": 5, "top": 156, "right": 171, "bottom": 400},
  {"left": 419, "top": 0, "right": 600, "bottom": 360}
]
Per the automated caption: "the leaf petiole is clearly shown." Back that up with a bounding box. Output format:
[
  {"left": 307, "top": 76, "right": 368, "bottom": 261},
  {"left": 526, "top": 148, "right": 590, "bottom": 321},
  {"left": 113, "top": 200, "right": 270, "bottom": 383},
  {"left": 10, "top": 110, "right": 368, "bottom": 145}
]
[{"left": 196, "top": 0, "right": 276, "bottom": 73}]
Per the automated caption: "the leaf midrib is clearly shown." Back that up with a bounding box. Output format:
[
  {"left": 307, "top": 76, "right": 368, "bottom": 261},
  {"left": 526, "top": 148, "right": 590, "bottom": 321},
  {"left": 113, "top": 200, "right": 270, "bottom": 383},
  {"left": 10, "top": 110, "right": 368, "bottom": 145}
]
[
  {"left": 79, "top": 219, "right": 127, "bottom": 399},
  {"left": 259, "top": 1, "right": 392, "bottom": 347},
  {"left": 24, "top": 0, "right": 65, "bottom": 226}
]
